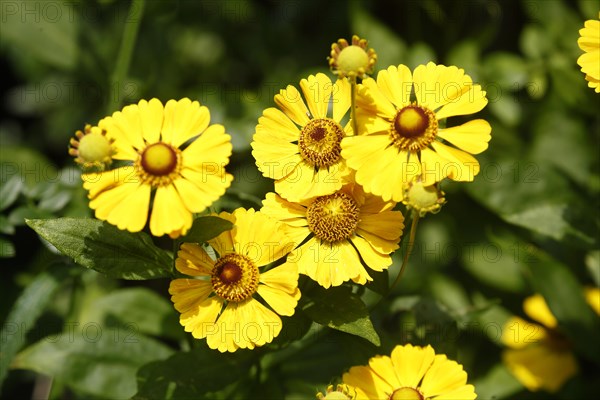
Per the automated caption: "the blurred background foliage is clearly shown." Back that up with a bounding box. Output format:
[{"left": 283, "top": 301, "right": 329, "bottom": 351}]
[{"left": 1, "top": 0, "right": 599, "bottom": 399}]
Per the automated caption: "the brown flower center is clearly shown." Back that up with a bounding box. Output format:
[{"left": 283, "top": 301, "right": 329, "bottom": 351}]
[
  {"left": 390, "top": 104, "right": 438, "bottom": 151},
  {"left": 306, "top": 192, "right": 360, "bottom": 243},
  {"left": 389, "top": 387, "right": 424, "bottom": 400},
  {"left": 299, "top": 118, "right": 345, "bottom": 168},
  {"left": 136, "top": 142, "right": 182, "bottom": 187},
  {"left": 211, "top": 253, "right": 259, "bottom": 302}
]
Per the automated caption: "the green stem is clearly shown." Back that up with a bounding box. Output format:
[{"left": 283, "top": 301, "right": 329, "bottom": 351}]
[
  {"left": 390, "top": 211, "right": 420, "bottom": 291},
  {"left": 106, "top": 0, "right": 146, "bottom": 115},
  {"left": 350, "top": 76, "right": 358, "bottom": 135}
]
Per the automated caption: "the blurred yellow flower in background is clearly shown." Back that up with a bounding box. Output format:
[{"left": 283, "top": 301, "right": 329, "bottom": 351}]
[{"left": 501, "top": 288, "right": 600, "bottom": 392}]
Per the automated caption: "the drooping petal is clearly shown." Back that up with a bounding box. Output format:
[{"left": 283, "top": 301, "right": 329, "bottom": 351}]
[
  {"left": 178, "top": 296, "right": 223, "bottom": 340},
  {"left": 389, "top": 344, "right": 436, "bottom": 388},
  {"left": 299, "top": 73, "right": 332, "bottom": 120},
  {"left": 259, "top": 260, "right": 299, "bottom": 295},
  {"left": 430, "top": 141, "right": 480, "bottom": 182},
  {"left": 137, "top": 98, "right": 164, "bottom": 144},
  {"left": 437, "top": 119, "right": 491, "bottom": 155},
  {"left": 376, "top": 64, "right": 413, "bottom": 108},
  {"left": 332, "top": 77, "right": 352, "bottom": 123},
  {"left": 419, "top": 355, "right": 470, "bottom": 398},
  {"left": 274, "top": 161, "right": 347, "bottom": 202},
  {"left": 257, "top": 285, "right": 299, "bottom": 316},
  {"left": 169, "top": 279, "right": 214, "bottom": 313},
  {"left": 175, "top": 243, "right": 214, "bottom": 276},
  {"left": 275, "top": 85, "right": 310, "bottom": 126},
  {"left": 350, "top": 235, "right": 393, "bottom": 273},
  {"left": 105, "top": 182, "right": 150, "bottom": 232},
  {"left": 149, "top": 185, "right": 193, "bottom": 237},
  {"left": 356, "top": 77, "right": 397, "bottom": 118}
]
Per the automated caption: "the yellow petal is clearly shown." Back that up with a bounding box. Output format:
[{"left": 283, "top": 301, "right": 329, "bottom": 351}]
[
  {"left": 390, "top": 344, "right": 435, "bottom": 387},
  {"left": 585, "top": 287, "right": 600, "bottom": 315},
  {"left": 376, "top": 64, "right": 413, "bottom": 108},
  {"left": 433, "top": 385, "right": 477, "bottom": 400},
  {"left": 105, "top": 182, "right": 150, "bottom": 232},
  {"left": 419, "top": 354, "right": 470, "bottom": 398},
  {"left": 368, "top": 355, "right": 401, "bottom": 390},
  {"left": 182, "top": 123, "right": 232, "bottom": 168},
  {"left": 178, "top": 296, "right": 223, "bottom": 339},
  {"left": 208, "top": 211, "right": 236, "bottom": 257},
  {"left": 174, "top": 170, "right": 232, "bottom": 214},
  {"left": 83, "top": 166, "right": 133, "bottom": 198},
  {"left": 169, "top": 279, "right": 213, "bottom": 313},
  {"left": 578, "top": 19, "right": 600, "bottom": 53},
  {"left": 501, "top": 316, "right": 548, "bottom": 349},
  {"left": 137, "top": 98, "right": 164, "bottom": 144},
  {"left": 175, "top": 243, "right": 214, "bottom": 276},
  {"left": 434, "top": 84, "right": 488, "bottom": 120},
  {"left": 257, "top": 284, "right": 299, "bottom": 316},
  {"left": 356, "top": 77, "right": 397, "bottom": 117},
  {"left": 102, "top": 105, "right": 145, "bottom": 153},
  {"left": 420, "top": 147, "right": 451, "bottom": 185},
  {"left": 251, "top": 138, "right": 302, "bottom": 180},
  {"left": 256, "top": 107, "right": 301, "bottom": 142},
  {"left": 343, "top": 365, "right": 393, "bottom": 399},
  {"left": 161, "top": 98, "right": 210, "bottom": 148},
  {"left": 259, "top": 261, "right": 299, "bottom": 294},
  {"left": 577, "top": 50, "right": 600, "bottom": 77},
  {"left": 299, "top": 73, "right": 332, "bottom": 120},
  {"left": 502, "top": 345, "right": 578, "bottom": 392},
  {"left": 229, "top": 209, "right": 293, "bottom": 266},
  {"left": 275, "top": 85, "right": 310, "bottom": 126},
  {"left": 523, "top": 294, "right": 558, "bottom": 329},
  {"left": 332, "top": 77, "right": 352, "bottom": 122},
  {"left": 430, "top": 141, "right": 480, "bottom": 182},
  {"left": 357, "top": 210, "right": 404, "bottom": 241},
  {"left": 437, "top": 119, "right": 492, "bottom": 155},
  {"left": 89, "top": 180, "right": 140, "bottom": 223},
  {"left": 149, "top": 185, "right": 193, "bottom": 237},
  {"left": 274, "top": 161, "right": 347, "bottom": 202},
  {"left": 260, "top": 192, "right": 308, "bottom": 227},
  {"left": 350, "top": 235, "right": 393, "bottom": 272}
]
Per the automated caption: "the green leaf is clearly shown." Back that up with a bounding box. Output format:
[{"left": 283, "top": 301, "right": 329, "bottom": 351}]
[
  {"left": 585, "top": 251, "right": 600, "bottom": 286},
  {"left": 488, "top": 93, "right": 522, "bottom": 126},
  {"left": 520, "top": 25, "right": 552, "bottom": 60},
  {"left": 0, "top": 175, "right": 22, "bottom": 211},
  {"left": 0, "top": 147, "right": 57, "bottom": 189},
  {"left": 524, "top": 247, "right": 600, "bottom": 362},
  {"left": 0, "top": 215, "right": 15, "bottom": 235},
  {"left": 302, "top": 286, "right": 380, "bottom": 346},
  {"left": 134, "top": 346, "right": 252, "bottom": 400},
  {"left": 177, "top": 215, "right": 233, "bottom": 245},
  {"left": 12, "top": 331, "right": 174, "bottom": 399},
  {"left": 0, "top": 264, "right": 70, "bottom": 386},
  {"left": 80, "top": 288, "right": 182, "bottom": 341},
  {"left": 26, "top": 218, "right": 173, "bottom": 280},
  {"left": 0, "top": 1, "right": 78, "bottom": 69},
  {"left": 461, "top": 230, "right": 527, "bottom": 293},
  {"left": 482, "top": 52, "right": 529, "bottom": 89},
  {"left": 466, "top": 159, "right": 597, "bottom": 248}
]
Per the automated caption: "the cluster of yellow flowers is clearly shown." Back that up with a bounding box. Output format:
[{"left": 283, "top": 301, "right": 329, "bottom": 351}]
[{"left": 66, "top": 11, "right": 599, "bottom": 396}]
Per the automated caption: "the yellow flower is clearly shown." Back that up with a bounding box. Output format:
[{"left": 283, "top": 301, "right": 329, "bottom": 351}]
[
  {"left": 251, "top": 73, "right": 353, "bottom": 202},
  {"left": 82, "top": 98, "right": 233, "bottom": 237},
  {"left": 261, "top": 183, "right": 404, "bottom": 288},
  {"left": 168, "top": 208, "right": 300, "bottom": 352},
  {"left": 69, "top": 124, "right": 115, "bottom": 170},
  {"left": 501, "top": 288, "right": 600, "bottom": 392},
  {"left": 342, "top": 344, "right": 477, "bottom": 400},
  {"left": 341, "top": 62, "right": 491, "bottom": 202},
  {"left": 329, "top": 35, "right": 377, "bottom": 79},
  {"left": 577, "top": 13, "right": 600, "bottom": 93}
]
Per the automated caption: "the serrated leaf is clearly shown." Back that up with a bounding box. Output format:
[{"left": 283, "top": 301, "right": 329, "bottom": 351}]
[
  {"left": 0, "top": 264, "right": 70, "bottom": 386},
  {"left": 302, "top": 286, "right": 380, "bottom": 346},
  {"left": 134, "top": 346, "right": 252, "bottom": 400},
  {"left": 26, "top": 218, "right": 173, "bottom": 280},
  {"left": 12, "top": 331, "right": 174, "bottom": 399}
]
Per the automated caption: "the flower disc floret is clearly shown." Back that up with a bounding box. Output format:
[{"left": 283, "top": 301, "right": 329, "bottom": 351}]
[
  {"left": 307, "top": 192, "right": 360, "bottom": 243},
  {"left": 299, "top": 118, "right": 345, "bottom": 168},
  {"left": 211, "top": 253, "right": 259, "bottom": 302}
]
